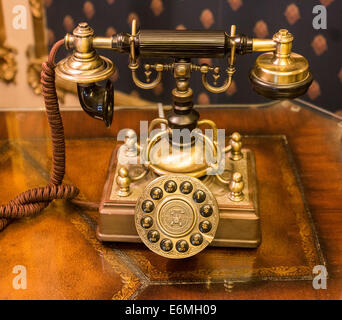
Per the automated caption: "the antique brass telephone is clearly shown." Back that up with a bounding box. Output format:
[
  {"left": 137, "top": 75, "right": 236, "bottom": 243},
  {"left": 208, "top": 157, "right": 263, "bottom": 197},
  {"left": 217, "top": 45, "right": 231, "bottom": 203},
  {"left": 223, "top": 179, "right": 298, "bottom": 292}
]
[{"left": 0, "top": 21, "right": 312, "bottom": 259}]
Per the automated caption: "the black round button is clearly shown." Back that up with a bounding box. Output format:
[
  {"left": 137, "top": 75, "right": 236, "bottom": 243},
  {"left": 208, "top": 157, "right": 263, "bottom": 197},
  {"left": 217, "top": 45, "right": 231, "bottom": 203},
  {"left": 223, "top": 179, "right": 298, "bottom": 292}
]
[
  {"left": 199, "top": 220, "right": 212, "bottom": 233},
  {"left": 142, "top": 200, "right": 154, "bottom": 213},
  {"left": 147, "top": 230, "right": 160, "bottom": 243},
  {"left": 200, "top": 204, "right": 213, "bottom": 217},
  {"left": 193, "top": 190, "right": 206, "bottom": 203},
  {"left": 176, "top": 240, "right": 189, "bottom": 253},
  {"left": 160, "top": 239, "right": 173, "bottom": 252},
  {"left": 141, "top": 216, "right": 153, "bottom": 229},
  {"left": 180, "top": 181, "right": 193, "bottom": 194},
  {"left": 190, "top": 233, "right": 203, "bottom": 246},
  {"left": 150, "top": 187, "right": 163, "bottom": 200},
  {"left": 164, "top": 180, "right": 177, "bottom": 193}
]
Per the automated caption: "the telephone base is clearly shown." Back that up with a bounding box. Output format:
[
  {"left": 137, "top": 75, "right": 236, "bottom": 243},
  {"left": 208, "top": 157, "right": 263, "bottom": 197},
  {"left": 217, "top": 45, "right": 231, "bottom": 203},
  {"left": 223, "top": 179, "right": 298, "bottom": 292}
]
[{"left": 98, "top": 145, "right": 261, "bottom": 248}]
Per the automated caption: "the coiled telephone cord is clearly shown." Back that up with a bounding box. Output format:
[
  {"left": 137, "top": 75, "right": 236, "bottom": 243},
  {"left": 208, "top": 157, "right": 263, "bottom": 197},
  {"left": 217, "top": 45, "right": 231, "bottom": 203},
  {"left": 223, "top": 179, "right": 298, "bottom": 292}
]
[{"left": 0, "top": 40, "right": 80, "bottom": 231}]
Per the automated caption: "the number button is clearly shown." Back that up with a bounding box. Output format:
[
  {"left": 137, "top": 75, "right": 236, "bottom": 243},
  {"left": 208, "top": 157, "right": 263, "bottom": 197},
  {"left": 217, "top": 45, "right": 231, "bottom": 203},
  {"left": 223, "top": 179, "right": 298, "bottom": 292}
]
[
  {"left": 160, "top": 239, "right": 173, "bottom": 252},
  {"left": 147, "top": 230, "right": 160, "bottom": 243},
  {"left": 190, "top": 233, "right": 203, "bottom": 246},
  {"left": 176, "top": 240, "right": 189, "bottom": 253},
  {"left": 180, "top": 181, "right": 193, "bottom": 194},
  {"left": 193, "top": 190, "right": 206, "bottom": 203},
  {"left": 142, "top": 200, "right": 154, "bottom": 213},
  {"left": 141, "top": 216, "right": 153, "bottom": 229},
  {"left": 164, "top": 180, "right": 177, "bottom": 193},
  {"left": 200, "top": 204, "right": 213, "bottom": 217},
  {"left": 199, "top": 220, "right": 212, "bottom": 233},
  {"left": 150, "top": 187, "right": 163, "bottom": 200}
]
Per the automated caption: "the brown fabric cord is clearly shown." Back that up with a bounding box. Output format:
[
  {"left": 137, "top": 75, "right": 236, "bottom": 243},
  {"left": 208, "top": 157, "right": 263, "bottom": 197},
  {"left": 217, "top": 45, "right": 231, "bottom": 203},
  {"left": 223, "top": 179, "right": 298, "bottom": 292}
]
[{"left": 0, "top": 40, "right": 79, "bottom": 231}]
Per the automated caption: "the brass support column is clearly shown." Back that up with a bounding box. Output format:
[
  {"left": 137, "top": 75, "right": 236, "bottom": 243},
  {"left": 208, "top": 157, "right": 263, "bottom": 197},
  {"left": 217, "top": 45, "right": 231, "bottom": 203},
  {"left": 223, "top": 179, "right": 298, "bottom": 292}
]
[{"left": 166, "top": 58, "right": 199, "bottom": 131}]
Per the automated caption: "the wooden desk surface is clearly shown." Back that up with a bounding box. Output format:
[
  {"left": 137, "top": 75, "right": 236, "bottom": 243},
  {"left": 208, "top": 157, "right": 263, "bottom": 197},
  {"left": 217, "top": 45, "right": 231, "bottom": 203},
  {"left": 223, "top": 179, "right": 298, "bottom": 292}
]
[{"left": 0, "top": 100, "right": 341, "bottom": 300}]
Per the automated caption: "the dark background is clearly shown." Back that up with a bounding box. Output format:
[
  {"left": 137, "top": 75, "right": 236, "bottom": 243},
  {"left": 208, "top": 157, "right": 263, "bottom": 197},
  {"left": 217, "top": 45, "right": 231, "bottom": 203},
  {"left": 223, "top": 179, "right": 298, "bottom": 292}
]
[{"left": 45, "top": 0, "right": 342, "bottom": 112}]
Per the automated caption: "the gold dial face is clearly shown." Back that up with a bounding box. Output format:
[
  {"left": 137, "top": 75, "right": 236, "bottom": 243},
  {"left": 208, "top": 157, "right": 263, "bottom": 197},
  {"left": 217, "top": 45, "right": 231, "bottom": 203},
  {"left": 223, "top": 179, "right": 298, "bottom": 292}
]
[
  {"left": 158, "top": 198, "right": 196, "bottom": 237},
  {"left": 135, "top": 174, "right": 219, "bottom": 259}
]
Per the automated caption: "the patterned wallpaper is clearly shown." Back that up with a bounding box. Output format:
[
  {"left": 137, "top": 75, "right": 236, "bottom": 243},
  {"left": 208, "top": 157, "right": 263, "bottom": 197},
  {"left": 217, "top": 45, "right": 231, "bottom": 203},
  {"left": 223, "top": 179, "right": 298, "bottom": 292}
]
[{"left": 45, "top": 0, "right": 342, "bottom": 112}]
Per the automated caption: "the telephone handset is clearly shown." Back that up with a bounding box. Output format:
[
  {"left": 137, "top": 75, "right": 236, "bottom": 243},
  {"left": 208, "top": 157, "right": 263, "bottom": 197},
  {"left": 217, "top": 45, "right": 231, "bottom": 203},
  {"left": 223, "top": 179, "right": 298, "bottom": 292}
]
[{"left": 0, "top": 20, "right": 313, "bottom": 259}]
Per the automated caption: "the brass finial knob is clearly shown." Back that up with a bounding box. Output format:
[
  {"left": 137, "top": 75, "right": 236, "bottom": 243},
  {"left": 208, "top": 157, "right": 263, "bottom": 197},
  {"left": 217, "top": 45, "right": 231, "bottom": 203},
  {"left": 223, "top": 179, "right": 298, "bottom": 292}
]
[
  {"left": 124, "top": 129, "right": 138, "bottom": 157},
  {"left": 73, "top": 22, "right": 94, "bottom": 37},
  {"left": 116, "top": 167, "right": 132, "bottom": 197},
  {"left": 230, "top": 132, "right": 243, "bottom": 161},
  {"left": 229, "top": 172, "right": 244, "bottom": 202},
  {"left": 273, "top": 29, "right": 293, "bottom": 44},
  {"left": 144, "top": 64, "right": 152, "bottom": 82},
  {"left": 273, "top": 29, "right": 293, "bottom": 59}
]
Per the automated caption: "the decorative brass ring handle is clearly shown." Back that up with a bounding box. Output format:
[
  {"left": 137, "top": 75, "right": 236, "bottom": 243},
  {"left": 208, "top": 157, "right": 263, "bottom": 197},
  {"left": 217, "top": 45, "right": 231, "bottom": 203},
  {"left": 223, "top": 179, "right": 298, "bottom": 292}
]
[
  {"left": 141, "top": 130, "right": 169, "bottom": 166},
  {"left": 197, "top": 119, "right": 218, "bottom": 146},
  {"left": 142, "top": 129, "right": 222, "bottom": 178},
  {"left": 148, "top": 118, "right": 169, "bottom": 135}
]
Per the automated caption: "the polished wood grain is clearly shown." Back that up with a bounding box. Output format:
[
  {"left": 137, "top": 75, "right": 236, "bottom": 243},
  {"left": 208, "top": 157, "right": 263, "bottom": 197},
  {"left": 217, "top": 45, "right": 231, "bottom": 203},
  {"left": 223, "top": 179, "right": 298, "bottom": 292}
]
[{"left": 0, "top": 100, "right": 341, "bottom": 300}]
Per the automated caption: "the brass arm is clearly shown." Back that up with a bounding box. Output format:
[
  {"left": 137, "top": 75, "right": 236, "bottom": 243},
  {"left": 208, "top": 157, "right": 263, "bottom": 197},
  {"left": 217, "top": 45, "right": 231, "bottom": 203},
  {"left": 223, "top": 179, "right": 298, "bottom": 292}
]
[
  {"left": 129, "top": 62, "right": 164, "bottom": 90},
  {"left": 252, "top": 39, "right": 276, "bottom": 52},
  {"left": 200, "top": 66, "right": 235, "bottom": 94}
]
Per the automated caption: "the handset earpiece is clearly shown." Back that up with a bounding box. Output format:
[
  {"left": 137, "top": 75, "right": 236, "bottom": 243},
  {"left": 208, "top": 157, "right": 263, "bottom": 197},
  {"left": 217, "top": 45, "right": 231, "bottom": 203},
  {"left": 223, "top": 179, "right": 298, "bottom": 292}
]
[
  {"left": 77, "top": 80, "right": 114, "bottom": 127},
  {"left": 249, "top": 29, "right": 313, "bottom": 100}
]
